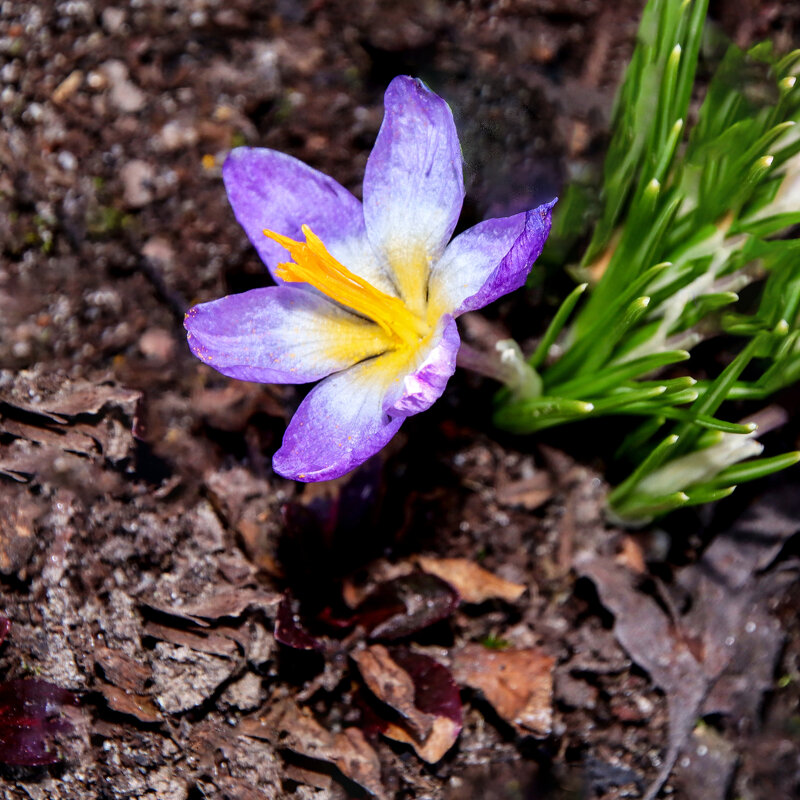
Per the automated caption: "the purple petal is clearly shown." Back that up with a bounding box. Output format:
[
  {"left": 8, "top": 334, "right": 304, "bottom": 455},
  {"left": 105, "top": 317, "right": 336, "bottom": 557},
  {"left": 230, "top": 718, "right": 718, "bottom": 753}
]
[
  {"left": 428, "top": 200, "right": 555, "bottom": 317},
  {"left": 273, "top": 314, "right": 460, "bottom": 481},
  {"left": 185, "top": 285, "right": 392, "bottom": 384},
  {"left": 273, "top": 357, "right": 405, "bottom": 482},
  {"left": 384, "top": 316, "right": 459, "bottom": 419},
  {"left": 223, "top": 148, "right": 393, "bottom": 292},
  {"left": 363, "top": 77, "right": 464, "bottom": 313}
]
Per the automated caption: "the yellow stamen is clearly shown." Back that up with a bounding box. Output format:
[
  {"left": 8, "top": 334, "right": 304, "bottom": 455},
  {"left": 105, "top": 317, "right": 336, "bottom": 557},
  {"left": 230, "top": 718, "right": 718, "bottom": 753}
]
[{"left": 264, "top": 225, "right": 429, "bottom": 347}]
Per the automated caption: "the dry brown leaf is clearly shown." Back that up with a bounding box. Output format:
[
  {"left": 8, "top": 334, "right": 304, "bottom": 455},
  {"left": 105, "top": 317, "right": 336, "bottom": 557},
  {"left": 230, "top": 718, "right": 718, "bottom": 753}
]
[
  {"left": 0, "top": 375, "right": 142, "bottom": 478},
  {"left": 175, "top": 589, "right": 281, "bottom": 621},
  {"left": 354, "top": 645, "right": 462, "bottom": 763},
  {"left": 0, "top": 418, "right": 96, "bottom": 453},
  {"left": 495, "top": 471, "right": 553, "bottom": 510},
  {"left": 282, "top": 763, "right": 333, "bottom": 791},
  {"left": 143, "top": 622, "right": 240, "bottom": 657},
  {"left": 145, "top": 588, "right": 280, "bottom": 627},
  {"left": 671, "top": 724, "right": 737, "bottom": 800},
  {"left": 99, "top": 683, "right": 162, "bottom": 723},
  {"left": 416, "top": 556, "right": 526, "bottom": 603},
  {"left": 452, "top": 644, "right": 554, "bottom": 736},
  {"left": 615, "top": 535, "right": 646, "bottom": 574},
  {"left": 1, "top": 379, "right": 140, "bottom": 422},
  {"left": 94, "top": 646, "right": 151, "bottom": 693},
  {"left": 241, "top": 699, "right": 385, "bottom": 798},
  {"left": 576, "top": 484, "right": 800, "bottom": 800},
  {"left": 381, "top": 715, "right": 462, "bottom": 764},
  {"left": 28, "top": 383, "right": 140, "bottom": 419}
]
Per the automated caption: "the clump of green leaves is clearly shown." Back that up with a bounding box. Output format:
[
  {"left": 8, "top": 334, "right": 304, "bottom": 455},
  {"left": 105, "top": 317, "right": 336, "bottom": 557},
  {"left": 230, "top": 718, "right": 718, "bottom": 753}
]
[{"left": 495, "top": 0, "right": 800, "bottom": 523}]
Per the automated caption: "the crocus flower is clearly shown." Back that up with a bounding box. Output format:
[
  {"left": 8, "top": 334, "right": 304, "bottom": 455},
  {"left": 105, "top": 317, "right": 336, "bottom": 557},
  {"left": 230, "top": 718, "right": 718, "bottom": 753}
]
[{"left": 185, "top": 76, "right": 554, "bottom": 481}]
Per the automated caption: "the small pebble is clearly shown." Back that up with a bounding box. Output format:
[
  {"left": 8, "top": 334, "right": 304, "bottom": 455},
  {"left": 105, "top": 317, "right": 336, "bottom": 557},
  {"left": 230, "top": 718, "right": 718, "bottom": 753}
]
[
  {"left": 120, "top": 159, "right": 156, "bottom": 207},
  {"left": 102, "top": 59, "right": 145, "bottom": 113},
  {"left": 58, "top": 150, "right": 77, "bottom": 171}
]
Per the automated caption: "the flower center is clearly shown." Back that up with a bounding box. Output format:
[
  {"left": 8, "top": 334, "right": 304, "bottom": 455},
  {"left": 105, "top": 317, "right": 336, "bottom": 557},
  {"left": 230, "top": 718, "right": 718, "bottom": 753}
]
[{"left": 264, "top": 225, "right": 430, "bottom": 347}]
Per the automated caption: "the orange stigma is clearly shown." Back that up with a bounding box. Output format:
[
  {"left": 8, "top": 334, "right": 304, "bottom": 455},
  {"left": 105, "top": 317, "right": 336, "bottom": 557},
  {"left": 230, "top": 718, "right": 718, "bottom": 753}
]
[{"left": 264, "top": 225, "right": 429, "bottom": 347}]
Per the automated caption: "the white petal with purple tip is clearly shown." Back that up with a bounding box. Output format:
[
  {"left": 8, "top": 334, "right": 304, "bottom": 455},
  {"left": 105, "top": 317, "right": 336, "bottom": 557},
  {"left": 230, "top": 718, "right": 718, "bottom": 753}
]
[
  {"left": 384, "top": 316, "right": 460, "bottom": 419},
  {"left": 185, "top": 286, "right": 392, "bottom": 385},
  {"left": 363, "top": 76, "right": 464, "bottom": 315},
  {"left": 223, "top": 148, "right": 395, "bottom": 294},
  {"left": 273, "top": 358, "right": 405, "bottom": 482},
  {"left": 428, "top": 200, "right": 555, "bottom": 318},
  {"left": 273, "top": 316, "right": 460, "bottom": 481}
]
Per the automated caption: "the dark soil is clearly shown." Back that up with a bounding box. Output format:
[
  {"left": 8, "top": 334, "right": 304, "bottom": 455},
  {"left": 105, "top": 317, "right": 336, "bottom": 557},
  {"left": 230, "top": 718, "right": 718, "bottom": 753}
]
[{"left": 1, "top": 2, "right": 799, "bottom": 799}]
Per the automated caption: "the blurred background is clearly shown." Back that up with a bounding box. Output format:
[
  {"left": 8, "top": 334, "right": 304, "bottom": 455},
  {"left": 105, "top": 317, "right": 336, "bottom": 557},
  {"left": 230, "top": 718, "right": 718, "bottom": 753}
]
[{"left": 2, "top": 0, "right": 798, "bottom": 388}]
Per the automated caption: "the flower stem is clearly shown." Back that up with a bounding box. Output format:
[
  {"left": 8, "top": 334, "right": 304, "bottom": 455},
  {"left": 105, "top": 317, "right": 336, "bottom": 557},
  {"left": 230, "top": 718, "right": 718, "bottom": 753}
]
[{"left": 457, "top": 340, "right": 543, "bottom": 399}]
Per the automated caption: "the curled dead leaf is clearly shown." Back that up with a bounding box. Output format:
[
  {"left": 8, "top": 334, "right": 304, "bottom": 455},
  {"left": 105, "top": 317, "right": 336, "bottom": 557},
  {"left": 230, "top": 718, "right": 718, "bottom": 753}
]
[
  {"left": 354, "top": 645, "right": 462, "bottom": 763},
  {"left": 353, "top": 644, "right": 433, "bottom": 739},
  {"left": 356, "top": 571, "right": 459, "bottom": 639}
]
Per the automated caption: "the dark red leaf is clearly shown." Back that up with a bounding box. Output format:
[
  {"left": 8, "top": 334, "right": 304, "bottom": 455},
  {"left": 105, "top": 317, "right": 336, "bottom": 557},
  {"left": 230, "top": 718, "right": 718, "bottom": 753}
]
[
  {"left": 0, "top": 678, "right": 79, "bottom": 766},
  {"left": 274, "top": 594, "right": 324, "bottom": 652},
  {"left": 353, "top": 689, "right": 388, "bottom": 740},
  {"left": 282, "top": 456, "right": 383, "bottom": 544},
  {"left": 333, "top": 455, "right": 383, "bottom": 533},
  {"left": 279, "top": 459, "right": 385, "bottom": 605},
  {"left": 317, "top": 604, "right": 360, "bottom": 630},
  {"left": 355, "top": 572, "right": 460, "bottom": 640},
  {"left": 283, "top": 500, "right": 334, "bottom": 543},
  {"left": 389, "top": 648, "right": 462, "bottom": 728}
]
